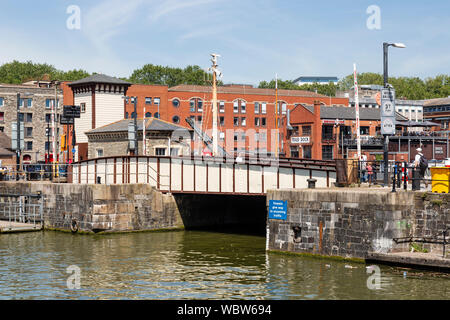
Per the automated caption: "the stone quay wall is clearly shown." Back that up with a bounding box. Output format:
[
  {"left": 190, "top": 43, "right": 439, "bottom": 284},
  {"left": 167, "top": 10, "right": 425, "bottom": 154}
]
[
  {"left": 267, "top": 189, "right": 449, "bottom": 260},
  {"left": 0, "top": 182, "right": 184, "bottom": 233}
]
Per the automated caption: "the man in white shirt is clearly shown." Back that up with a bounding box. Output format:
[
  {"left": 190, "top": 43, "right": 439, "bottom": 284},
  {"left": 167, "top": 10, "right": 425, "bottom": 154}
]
[{"left": 414, "top": 148, "right": 428, "bottom": 188}]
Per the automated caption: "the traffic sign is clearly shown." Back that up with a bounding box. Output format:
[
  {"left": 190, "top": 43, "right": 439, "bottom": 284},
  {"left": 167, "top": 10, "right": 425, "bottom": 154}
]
[{"left": 268, "top": 200, "right": 287, "bottom": 220}]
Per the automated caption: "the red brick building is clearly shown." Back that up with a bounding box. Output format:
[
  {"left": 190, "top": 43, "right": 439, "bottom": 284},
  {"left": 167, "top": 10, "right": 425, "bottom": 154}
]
[{"left": 61, "top": 76, "right": 349, "bottom": 160}]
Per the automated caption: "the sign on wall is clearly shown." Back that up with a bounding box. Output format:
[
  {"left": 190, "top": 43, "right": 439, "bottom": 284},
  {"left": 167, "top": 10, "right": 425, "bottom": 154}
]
[
  {"left": 269, "top": 200, "right": 288, "bottom": 220},
  {"left": 291, "top": 136, "right": 310, "bottom": 144}
]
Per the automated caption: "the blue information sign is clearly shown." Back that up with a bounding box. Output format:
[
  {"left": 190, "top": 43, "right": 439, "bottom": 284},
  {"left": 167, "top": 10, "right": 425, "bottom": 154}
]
[{"left": 269, "top": 200, "right": 287, "bottom": 220}]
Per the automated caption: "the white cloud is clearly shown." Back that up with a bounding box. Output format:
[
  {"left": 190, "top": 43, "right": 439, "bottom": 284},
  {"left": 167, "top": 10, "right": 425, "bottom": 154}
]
[{"left": 148, "top": 0, "right": 222, "bottom": 22}]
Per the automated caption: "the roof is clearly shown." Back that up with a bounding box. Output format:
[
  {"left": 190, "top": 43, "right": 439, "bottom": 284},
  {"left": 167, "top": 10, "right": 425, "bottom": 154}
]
[
  {"left": 293, "top": 76, "right": 339, "bottom": 83},
  {"left": 86, "top": 117, "right": 192, "bottom": 135},
  {"left": 168, "top": 84, "right": 328, "bottom": 98},
  {"left": 68, "top": 74, "right": 131, "bottom": 87},
  {"left": 303, "top": 105, "right": 408, "bottom": 121},
  {"left": 423, "top": 97, "right": 450, "bottom": 107}
]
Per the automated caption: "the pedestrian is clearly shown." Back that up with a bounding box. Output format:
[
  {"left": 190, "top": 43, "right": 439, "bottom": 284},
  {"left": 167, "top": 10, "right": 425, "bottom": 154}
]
[
  {"left": 360, "top": 154, "right": 367, "bottom": 182},
  {"left": 367, "top": 162, "right": 374, "bottom": 184},
  {"left": 414, "top": 148, "right": 428, "bottom": 188}
]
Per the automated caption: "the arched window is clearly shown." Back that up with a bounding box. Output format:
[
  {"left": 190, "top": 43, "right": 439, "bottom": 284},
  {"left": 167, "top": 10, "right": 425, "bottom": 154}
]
[
  {"left": 189, "top": 98, "right": 203, "bottom": 112},
  {"left": 154, "top": 112, "right": 160, "bottom": 119},
  {"left": 172, "top": 115, "right": 180, "bottom": 124},
  {"left": 172, "top": 99, "right": 180, "bottom": 108},
  {"left": 145, "top": 112, "right": 151, "bottom": 118},
  {"left": 233, "top": 99, "right": 246, "bottom": 113},
  {"left": 125, "top": 112, "right": 129, "bottom": 119}
]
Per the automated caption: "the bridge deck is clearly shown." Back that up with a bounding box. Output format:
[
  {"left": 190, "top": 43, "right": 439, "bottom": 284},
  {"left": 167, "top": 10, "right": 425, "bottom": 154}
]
[{"left": 71, "top": 156, "right": 337, "bottom": 195}]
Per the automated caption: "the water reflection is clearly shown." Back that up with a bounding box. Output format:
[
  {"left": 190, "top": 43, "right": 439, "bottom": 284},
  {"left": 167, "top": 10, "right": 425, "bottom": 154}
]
[{"left": 0, "top": 231, "right": 448, "bottom": 300}]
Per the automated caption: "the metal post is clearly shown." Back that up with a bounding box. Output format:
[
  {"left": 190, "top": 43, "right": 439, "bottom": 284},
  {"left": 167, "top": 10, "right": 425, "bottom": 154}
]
[
  {"left": 392, "top": 163, "right": 396, "bottom": 193},
  {"left": 403, "top": 161, "right": 408, "bottom": 190},
  {"left": 384, "top": 135, "right": 389, "bottom": 186},
  {"left": 133, "top": 97, "right": 138, "bottom": 155}
]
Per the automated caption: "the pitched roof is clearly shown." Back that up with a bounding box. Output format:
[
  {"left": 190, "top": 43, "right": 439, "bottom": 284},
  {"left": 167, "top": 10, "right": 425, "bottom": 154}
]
[
  {"left": 68, "top": 74, "right": 131, "bottom": 87},
  {"left": 168, "top": 84, "right": 328, "bottom": 98},
  {"left": 423, "top": 97, "right": 450, "bottom": 107},
  {"left": 86, "top": 117, "right": 192, "bottom": 134},
  {"left": 303, "top": 105, "right": 408, "bottom": 121}
]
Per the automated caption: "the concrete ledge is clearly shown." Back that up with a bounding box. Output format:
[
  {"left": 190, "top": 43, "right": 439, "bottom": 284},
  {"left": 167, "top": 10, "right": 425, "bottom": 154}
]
[
  {"left": 366, "top": 252, "right": 450, "bottom": 273},
  {"left": 268, "top": 249, "right": 366, "bottom": 264}
]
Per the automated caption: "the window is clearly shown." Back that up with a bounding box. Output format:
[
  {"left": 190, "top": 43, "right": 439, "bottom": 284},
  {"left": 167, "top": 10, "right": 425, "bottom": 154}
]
[
  {"left": 219, "top": 116, "right": 225, "bottom": 126},
  {"left": 255, "top": 102, "right": 260, "bottom": 114},
  {"left": 241, "top": 132, "right": 246, "bottom": 141},
  {"left": 233, "top": 101, "right": 239, "bottom": 113},
  {"left": 145, "top": 97, "right": 152, "bottom": 105},
  {"left": 25, "top": 141, "right": 33, "bottom": 151},
  {"left": 261, "top": 103, "right": 267, "bottom": 114},
  {"left": 45, "top": 141, "right": 50, "bottom": 151},
  {"left": 0, "top": 127, "right": 3, "bottom": 132},
  {"left": 19, "top": 113, "right": 25, "bottom": 122},
  {"left": 80, "top": 103, "right": 86, "bottom": 113},
  {"left": 19, "top": 99, "right": 24, "bottom": 108},
  {"left": 303, "top": 146, "right": 312, "bottom": 159},
  {"left": 322, "top": 125, "right": 334, "bottom": 140},
  {"left": 234, "top": 132, "right": 238, "bottom": 141},
  {"left": 45, "top": 99, "right": 58, "bottom": 109},
  {"left": 261, "top": 117, "right": 266, "bottom": 127},
  {"left": 131, "top": 112, "right": 136, "bottom": 119},
  {"left": 290, "top": 146, "right": 299, "bottom": 158},
  {"left": 219, "top": 101, "right": 225, "bottom": 113},
  {"left": 360, "top": 126, "right": 370, "bottom": 135},
  {"left": 27, "top": 99, "right": 32, "bottom": 108},
  {"left": 25, "top": 127, "right": 33, "bottom": 137},
  {"left": 302, "top": 126, "right": 311, "bottom": 136},
  {"left": 190, "top": 98, "right": 202, "bottom": 112},
  {"left": 0, "top": 112, "right": 3, "bottom": 122},
  {"left": 97, "top": 149, "right": 104, "bottom": 157},
  {"left": 281, "top": 103, "right": 287, "bottom": 115},
  {"left": 241, "top": 101, "right": 246, "bottom": 113},
  {"left": 241, "top": 117, "right": 246, "bottom": 126},
  {"left": 233, "top": 117, "right": 239, "bottom": 126},
  {"left": 155, "top": 148, "right": 166, "bottom": 156},
  {"left": 154, "top": 112, "right": 160, "bottom": 119},
  {"left": 154, "top": 97, "right": 161, "bottom": 105},
  {"left": 145, "top": 112, "right": 151, "bottom": 118},
  {"left": 172, "top": 116, "right": 180, "bottom": 124},
  {"left": 172, "top": 99, "right": 180, "bottom": 108},
  {"left": 197, "top": 116, "right": 202, "bottom": 124},
  {"left": 219, "top": 132, "right": 225, "bottom": 141},
  {"left": 125, "top": 112, "right": 129, "bottom": 119},
  {"left": 322, "top": 145, "right": 334, "bottom": 160},
  {"left": 0, "top": 97, "right": 3, "bottom": 106},
  {"left": 255, "top": 117, "right": 260, "bottom": 126}
]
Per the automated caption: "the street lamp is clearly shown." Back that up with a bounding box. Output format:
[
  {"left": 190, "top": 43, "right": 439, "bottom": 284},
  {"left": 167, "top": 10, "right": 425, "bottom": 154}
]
[{"left": 383, "top": 42, "right": 406, "bottom": 186}]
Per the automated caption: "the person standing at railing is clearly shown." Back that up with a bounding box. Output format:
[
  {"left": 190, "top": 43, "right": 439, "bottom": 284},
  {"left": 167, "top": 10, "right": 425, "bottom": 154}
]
[
  {"left": 414, "top": 148, "right": 428, "bottom": 188},
  {"left": 367, "top": 162, "right": 374, "bottom": 184}
]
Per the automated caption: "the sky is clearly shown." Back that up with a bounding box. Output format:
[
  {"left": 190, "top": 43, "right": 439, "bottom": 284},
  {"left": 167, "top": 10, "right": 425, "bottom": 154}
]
[{"left": 0, "top": 0, "right": 449, "bottom": 86}]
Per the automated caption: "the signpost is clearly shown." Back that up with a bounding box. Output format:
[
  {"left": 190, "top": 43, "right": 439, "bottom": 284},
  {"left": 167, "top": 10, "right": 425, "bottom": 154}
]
[
  {"left": 268, "top": 200, "right": 287, "bottom": 220},
  {"left": 381, "top": 88, "right": 396, "bottom": 135},
  {"left": 62, "top": 106, "right": 81, "bottom": 163}
]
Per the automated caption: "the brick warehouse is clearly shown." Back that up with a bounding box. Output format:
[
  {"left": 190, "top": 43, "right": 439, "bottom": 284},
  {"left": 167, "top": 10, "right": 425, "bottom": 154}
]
[{"left": 62, "top": 74, "right": 349, "bottom": 161}]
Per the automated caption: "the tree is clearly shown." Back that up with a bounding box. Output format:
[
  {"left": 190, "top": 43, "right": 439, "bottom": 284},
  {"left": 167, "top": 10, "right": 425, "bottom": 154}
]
[{"left": 258, "top": 78, "right": 337, "bottom": 96}]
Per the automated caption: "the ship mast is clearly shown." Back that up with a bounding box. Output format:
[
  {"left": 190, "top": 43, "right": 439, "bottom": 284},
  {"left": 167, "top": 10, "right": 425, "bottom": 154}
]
[{"left": 209, "top": 54, "right": 222, "bottom": 157}]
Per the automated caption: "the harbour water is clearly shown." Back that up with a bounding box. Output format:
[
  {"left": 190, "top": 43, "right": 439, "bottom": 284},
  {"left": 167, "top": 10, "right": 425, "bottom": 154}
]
[{"left": 0, "top": 231, "right": 448, "bottom": 300}]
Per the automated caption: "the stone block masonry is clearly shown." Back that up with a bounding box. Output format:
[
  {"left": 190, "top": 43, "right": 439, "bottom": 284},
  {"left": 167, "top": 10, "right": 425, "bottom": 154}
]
[
  {"left": 0, "top": 182, "right": 184, "bottom": 233},
  {"left": 267, "top": 189, "right": 449, "bottom": 260}
]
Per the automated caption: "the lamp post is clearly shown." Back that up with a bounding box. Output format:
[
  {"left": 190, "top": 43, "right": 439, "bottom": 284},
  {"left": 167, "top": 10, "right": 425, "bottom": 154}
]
[{"left": 383, "top": 42, "right": 406, "bottom": 186}]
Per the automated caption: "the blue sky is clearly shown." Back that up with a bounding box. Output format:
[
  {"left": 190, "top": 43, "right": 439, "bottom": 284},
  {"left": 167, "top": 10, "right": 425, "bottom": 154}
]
[{"left": 0, "top": 0, "right": 449, "bottom": 85}]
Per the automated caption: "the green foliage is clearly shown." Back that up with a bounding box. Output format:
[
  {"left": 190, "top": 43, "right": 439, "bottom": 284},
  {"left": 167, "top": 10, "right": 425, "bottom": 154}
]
[
  {"left": 410, "top": 242, "right": 429, "bottom": 253},
  {"left": 0, "top": 60, "right": 90, "bottom": 83},
  {"left": 339, "top": 72, "right": 450, "bottom": 100},
  {"left": 128, "top": 64, "right": 219, "bottom": 87},
  {"left": 258, "top": 78, "right": 337, "bottom": 96}
]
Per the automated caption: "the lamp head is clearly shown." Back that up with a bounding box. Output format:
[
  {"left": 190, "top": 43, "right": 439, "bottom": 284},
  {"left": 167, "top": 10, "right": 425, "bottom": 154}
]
[{"left": 392, "top": 43, "right": 406, "bottom": 48}]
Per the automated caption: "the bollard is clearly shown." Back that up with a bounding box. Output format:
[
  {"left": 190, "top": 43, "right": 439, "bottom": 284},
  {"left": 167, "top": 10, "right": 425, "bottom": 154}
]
[
  {"left": 307, "top": 178, "right": 317, "bottom": 189},
  {"left": 403, "top": 162, "right": 408, "bottom": 191},
  {"left": 412, "top": 167, "right": 421, "bottom": 191},
  {"left": 392, "top": 164, "right": 397, "bottom": 193}
]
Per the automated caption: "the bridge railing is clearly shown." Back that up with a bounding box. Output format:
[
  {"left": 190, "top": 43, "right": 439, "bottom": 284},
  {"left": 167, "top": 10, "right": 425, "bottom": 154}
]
[{"left": 69, "top": 155, "right": 337, "bottom": 195}]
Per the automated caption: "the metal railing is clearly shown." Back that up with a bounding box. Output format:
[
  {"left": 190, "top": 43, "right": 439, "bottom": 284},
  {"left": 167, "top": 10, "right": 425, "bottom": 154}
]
[
  {"left": 393, "top": 228, "right": 449, "bottom": 258},
  {"left": 0, "top": 193, "right": 43, "bottom": 230}
]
